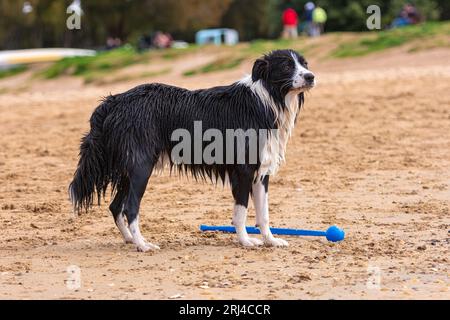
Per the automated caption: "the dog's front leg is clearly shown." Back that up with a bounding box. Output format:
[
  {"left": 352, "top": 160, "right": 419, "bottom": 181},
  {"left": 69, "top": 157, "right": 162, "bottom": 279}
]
[
  {"left": 233, "top": 204, "right": 264, "bottom": 247},
  {"left": 253, "top": 176, "right": 289, "bottom": 247}
]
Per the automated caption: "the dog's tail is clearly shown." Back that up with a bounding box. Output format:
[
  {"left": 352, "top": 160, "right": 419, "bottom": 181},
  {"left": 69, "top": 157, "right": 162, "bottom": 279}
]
[{"left": 69, "top": 97, "right": 115, "bottom": 214}]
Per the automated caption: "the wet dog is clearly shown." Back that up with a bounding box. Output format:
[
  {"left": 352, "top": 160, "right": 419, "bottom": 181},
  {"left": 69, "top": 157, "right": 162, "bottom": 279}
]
[{"left": 69, "top": 49, "right": 315, "bottom": 252}]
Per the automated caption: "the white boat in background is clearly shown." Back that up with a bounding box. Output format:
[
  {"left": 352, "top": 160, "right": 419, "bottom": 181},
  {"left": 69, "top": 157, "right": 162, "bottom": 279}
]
[{"left": 0, "top": 48, "right": 96, "bottom": 67}]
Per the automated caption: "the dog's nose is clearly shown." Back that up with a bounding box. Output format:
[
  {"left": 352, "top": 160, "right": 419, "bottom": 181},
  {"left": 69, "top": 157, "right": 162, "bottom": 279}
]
[{"left": 304, "top": 73, "right": 315, "bottom": 82}]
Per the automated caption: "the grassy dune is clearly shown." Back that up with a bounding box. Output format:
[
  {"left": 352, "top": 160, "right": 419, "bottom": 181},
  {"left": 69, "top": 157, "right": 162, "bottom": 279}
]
[
  {"left": 0, "top": 65, "right": 28, "bottom": 79},
  {"left": 332, "top": 21, "right": 450, "bottom": 57},
  {"left": 2, "top": 21, "right": 449, "bottom": 83}
]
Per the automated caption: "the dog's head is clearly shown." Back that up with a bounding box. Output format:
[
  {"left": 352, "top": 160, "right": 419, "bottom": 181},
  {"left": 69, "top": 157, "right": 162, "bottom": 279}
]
[{"left": 252, "top": 50, "right": 315, "bottom": 99}]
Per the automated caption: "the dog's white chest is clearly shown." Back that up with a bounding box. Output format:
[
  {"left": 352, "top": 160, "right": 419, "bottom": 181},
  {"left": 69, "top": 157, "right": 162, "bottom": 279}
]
[{"left": 258, "top": 91, "right": 300, "bottom": 178}]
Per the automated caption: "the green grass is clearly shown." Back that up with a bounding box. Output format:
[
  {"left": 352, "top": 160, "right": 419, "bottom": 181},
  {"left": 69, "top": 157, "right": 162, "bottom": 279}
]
[
  {"left": 332, "top": 22, "right": 450, "bottom": 58},
  {"left": 0, "top": 65, "right": 28, "bottom": 79},
  {"left": 183, "top": 56, "right": 245, "bottom": 77},
  {"left": 39, "top": 46, "right": 147, "bottom": 80},
  {"left": 38, "top": 45, "right": 200, "bottom": 82}
]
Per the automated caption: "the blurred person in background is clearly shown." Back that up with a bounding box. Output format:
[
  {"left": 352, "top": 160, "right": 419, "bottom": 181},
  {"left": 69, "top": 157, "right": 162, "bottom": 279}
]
[
  {"left": 391, "top": 3, "right": 422, "bottom": 28},
  {"left": 403, "top": 3, "right": 422, "bottom": 24},
  {"left": 312, "top": 5, "right": 327, "bottom": 36},
  {"left": 303, "top": 2, "right": 316, "bottom": 37},
  {"left": 282, "top": 7, "right": 299, "bottom": 39},
  {"left": 137, "top": 31, "right": 173, "bottom": 51},
  {"left": 106, "top": 37, "right": 122, "bottom": 50},
  {"left": 152, "top": 31, "right": 173, "bottom": 49}
]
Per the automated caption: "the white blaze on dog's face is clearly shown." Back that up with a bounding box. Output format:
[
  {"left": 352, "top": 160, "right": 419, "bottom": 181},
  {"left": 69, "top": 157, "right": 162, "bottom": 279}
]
[{"left": 290, "top": 52, "right": 315, "bottom": 90}]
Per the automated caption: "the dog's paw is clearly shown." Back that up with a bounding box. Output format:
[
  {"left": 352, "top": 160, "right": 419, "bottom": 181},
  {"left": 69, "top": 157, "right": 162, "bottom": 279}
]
[
  {"left": 264, "top": 237, "right": 289, "bottom": 247},
  {"left": 136, "top": 242, "right": 160, "bottom": 252},
  {"left": 248, "top": 237, "right": 264, "bottom": 246},
  {"left": 239, "top": 237, "right": 264, "bottom": 247}
]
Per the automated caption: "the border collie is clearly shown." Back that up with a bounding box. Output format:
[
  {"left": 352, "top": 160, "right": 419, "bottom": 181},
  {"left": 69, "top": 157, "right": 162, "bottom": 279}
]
[{"left": 69, "top": 49, "right": 315, "bottom": 252}]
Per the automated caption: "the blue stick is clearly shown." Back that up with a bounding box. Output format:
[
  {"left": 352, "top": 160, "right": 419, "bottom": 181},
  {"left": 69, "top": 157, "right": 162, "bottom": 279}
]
[{"left": 200, "top": 225, "right": 345, "bottom": 242}]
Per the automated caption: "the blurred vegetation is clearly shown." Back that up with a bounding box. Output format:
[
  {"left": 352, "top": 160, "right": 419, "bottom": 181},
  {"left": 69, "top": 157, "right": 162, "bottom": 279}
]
[
  {"left": 0, "top": 65, "right": 28, "bottom": 78},
  {"left": 333, "top": 21, "right": 450, "bottom": 57},
  {"left": 0, "top": 0, "right": 449, "bottom": 50},
  {"left": 39, "top": 46, "right": 142, "bottom": 79}
]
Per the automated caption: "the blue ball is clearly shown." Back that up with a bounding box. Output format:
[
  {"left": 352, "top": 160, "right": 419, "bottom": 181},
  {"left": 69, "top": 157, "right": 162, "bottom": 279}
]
[{"left": 325, "top": 226, "right": 345, "bottom": 242}]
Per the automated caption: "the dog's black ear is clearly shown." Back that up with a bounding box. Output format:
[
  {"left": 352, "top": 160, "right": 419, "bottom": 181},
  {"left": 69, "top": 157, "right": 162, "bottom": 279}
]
[{"left": 252, "top": 58, "right": 268, "bottom": 82}]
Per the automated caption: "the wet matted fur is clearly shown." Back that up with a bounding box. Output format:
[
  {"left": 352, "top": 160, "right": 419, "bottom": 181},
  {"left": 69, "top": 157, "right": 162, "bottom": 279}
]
[{"left": 69, "top": 49, "right": 315, "bottom": 251}]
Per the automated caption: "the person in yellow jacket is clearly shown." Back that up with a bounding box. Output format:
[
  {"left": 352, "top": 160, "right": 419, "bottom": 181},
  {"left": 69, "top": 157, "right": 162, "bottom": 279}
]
[{"left": 312, "top": 6, "right": 327, "bottom": 36}]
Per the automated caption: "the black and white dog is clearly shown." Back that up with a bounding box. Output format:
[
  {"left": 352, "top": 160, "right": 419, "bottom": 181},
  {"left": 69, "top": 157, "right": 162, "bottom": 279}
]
[{"left": 69, "top": 49, "right": 315, "bottom": 252}]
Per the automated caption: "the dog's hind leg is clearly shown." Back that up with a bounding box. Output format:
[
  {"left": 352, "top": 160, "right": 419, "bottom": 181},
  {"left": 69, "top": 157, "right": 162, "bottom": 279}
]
[
  {"left": 230, "top": 169, "right": 264, "bottom": 247},
  {"left": 123, "top": 162, "right": 160, "bottom": 252},
  {"left": 252, "top": 176, "right": 288, "bottom": 247},
  {"left": 109, "top": 179, "right": 133, "bottom": 244}
]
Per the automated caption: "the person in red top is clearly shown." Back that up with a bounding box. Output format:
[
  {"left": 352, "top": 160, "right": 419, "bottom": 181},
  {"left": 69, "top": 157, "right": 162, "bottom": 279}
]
[{"left": 282, "top": 7, "right": 299, "bottom": 39}]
